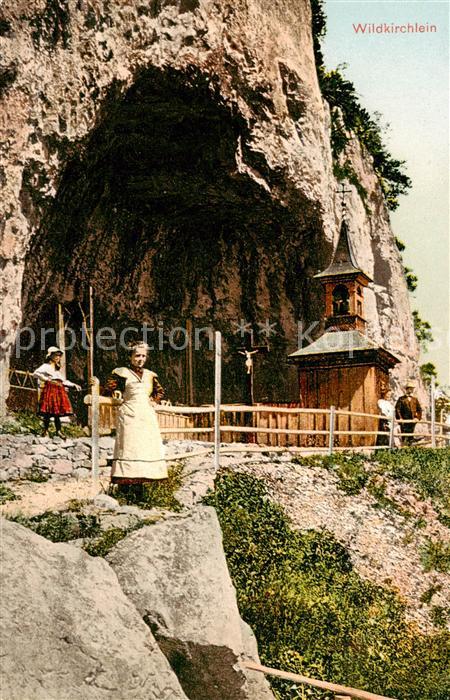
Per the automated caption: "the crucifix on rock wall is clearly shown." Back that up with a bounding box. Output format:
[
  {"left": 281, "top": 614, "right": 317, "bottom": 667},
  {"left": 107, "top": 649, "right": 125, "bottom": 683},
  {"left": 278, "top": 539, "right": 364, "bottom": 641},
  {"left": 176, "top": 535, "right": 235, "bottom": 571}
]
[{"left": 236, "top": 332, "right": 269, "bottom": 406}]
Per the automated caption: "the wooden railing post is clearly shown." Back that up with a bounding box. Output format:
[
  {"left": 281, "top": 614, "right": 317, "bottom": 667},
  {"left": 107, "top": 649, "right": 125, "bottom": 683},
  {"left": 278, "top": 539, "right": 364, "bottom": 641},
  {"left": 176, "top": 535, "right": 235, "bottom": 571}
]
[
  {"left": 431, "top": 376, "right": 436, "bottom": 448},
  {"left": 329, "top": 405, "right": 336, "bottom": 455},
  {"left": 214, "top": 331, "right": 222, "bottom": 470},
  {"left": 389, "top": 413, "right": 396, "bottom": 449},
  {"left": 91, "top": 377, "right": 100, "bottom": 488}
]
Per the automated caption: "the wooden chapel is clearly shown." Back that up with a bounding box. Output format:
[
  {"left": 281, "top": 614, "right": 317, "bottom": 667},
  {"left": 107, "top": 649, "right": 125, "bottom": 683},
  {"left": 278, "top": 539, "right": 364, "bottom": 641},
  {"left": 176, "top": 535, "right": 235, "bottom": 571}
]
[{"left": 288, "top": 218, "right": 399, "bottom": 446}]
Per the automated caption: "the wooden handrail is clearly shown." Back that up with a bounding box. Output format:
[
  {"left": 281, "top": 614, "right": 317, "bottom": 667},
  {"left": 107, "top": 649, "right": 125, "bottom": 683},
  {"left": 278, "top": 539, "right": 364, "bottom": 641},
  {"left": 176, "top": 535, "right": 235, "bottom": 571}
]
[{"left": 242, "top": 660, "right": 398, "bottom": 700}]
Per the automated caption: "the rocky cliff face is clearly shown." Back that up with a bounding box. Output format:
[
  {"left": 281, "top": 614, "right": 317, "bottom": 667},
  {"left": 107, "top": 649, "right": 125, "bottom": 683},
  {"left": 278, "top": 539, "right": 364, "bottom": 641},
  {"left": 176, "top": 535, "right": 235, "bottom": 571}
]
[{"left": 0, "top": 0, "right": 419, "bottom": 406}]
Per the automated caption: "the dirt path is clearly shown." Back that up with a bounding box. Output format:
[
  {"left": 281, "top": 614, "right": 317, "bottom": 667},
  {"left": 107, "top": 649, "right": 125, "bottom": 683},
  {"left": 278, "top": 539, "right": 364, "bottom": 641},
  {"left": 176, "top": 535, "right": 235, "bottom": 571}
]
[{"left": 1, "top": 477, "right": 110, "bottom": 517}]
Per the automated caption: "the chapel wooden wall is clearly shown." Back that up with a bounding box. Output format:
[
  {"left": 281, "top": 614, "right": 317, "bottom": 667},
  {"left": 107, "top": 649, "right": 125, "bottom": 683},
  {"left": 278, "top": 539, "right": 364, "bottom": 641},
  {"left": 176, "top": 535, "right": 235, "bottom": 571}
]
[{"left": 298, "top": 365, "right": 390, "bottom": 446}]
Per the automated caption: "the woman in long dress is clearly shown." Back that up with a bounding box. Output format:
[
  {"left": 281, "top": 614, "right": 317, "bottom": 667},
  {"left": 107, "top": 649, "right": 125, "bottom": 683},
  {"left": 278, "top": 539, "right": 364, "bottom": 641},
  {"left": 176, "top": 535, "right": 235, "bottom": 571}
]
[{"left": 102, "top": 342, "right": 167, "bottom": 483}]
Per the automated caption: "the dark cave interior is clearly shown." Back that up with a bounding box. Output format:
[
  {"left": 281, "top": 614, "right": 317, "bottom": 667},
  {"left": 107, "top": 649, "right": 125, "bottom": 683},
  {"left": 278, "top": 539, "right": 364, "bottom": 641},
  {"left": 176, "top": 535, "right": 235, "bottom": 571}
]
[{"left": 19, "top": 65, "right": 326, "bottom": 406}]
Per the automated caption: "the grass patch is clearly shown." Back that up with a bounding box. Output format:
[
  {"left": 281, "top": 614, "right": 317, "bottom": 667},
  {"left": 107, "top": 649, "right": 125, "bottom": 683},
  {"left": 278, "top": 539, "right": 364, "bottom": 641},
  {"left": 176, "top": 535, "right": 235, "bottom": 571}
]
[
  {"left": 0, "top": 484, "right": 20, "bottom": 504},
  {"left": 0, "top": 410, "right": 85, "bottom": 437},
  {"left": 293, "top": 452, "right": 368, "bottom": 495},
  {"left": 83, "top": 526, "right": 129, "bottom": 557},
  {"left": 420, "top": 539, "right": 450, "bottom": 574},
  {"left": 83, "top": 518, "right": 157, "bottom": 557},
  {"left": 205, "top": 471, "right": 450, "bottom": 700},
  {"left": 113, "top": 462, "right": 184, "bottom": 512},
  {"left": 7, "top": 510, "right": 101, "bottom": 542},
  {"left": 22, "top": 466, "right": 50, "bottom": 483}
]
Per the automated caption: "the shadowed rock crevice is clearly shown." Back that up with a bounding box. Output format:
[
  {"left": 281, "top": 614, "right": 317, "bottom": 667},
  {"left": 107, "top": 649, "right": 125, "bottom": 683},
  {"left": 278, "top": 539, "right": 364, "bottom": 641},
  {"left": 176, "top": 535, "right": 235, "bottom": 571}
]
[
  {"left": 21, "top": 65, "right": 324, "bottom": 403},
  {"left": 151, "top": 637, "right": 247, "bottom": 700}
]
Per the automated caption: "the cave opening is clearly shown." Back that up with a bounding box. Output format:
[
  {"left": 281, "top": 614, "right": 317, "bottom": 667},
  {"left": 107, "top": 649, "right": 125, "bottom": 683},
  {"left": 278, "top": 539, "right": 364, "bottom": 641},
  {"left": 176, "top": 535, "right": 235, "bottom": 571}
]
[{"left": 18, "top": 65, "right": 324, "bottom": 406}]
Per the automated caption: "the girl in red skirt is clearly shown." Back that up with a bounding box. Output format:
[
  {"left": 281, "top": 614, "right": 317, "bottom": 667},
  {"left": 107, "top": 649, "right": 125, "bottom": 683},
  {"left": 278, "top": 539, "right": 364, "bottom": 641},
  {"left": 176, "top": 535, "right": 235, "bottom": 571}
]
[{"left": 33, "top": 347, "right": 81, "bottom": 437}]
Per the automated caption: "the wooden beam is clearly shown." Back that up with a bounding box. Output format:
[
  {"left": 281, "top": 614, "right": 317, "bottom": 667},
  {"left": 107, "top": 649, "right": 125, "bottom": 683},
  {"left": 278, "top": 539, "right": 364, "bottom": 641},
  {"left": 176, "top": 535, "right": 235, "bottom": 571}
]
[{"left": 242, "top": 661, "right": 398, "bottom": 700}]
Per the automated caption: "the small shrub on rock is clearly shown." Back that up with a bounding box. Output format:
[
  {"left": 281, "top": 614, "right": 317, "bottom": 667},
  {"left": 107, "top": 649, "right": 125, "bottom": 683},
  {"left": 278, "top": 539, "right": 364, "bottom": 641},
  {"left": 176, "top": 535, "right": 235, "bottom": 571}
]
[
  {"left": 113, "top": 463, "right": 184, "bottom": 512},
  {"left": 7, "top": 510, "right": 101, "bottom": 542},
  {"left": 22, "top": 466, "right": 49, "bottom": 483},
  {"left": 0, "top": 484, "right": 20, "bottom": 504}
]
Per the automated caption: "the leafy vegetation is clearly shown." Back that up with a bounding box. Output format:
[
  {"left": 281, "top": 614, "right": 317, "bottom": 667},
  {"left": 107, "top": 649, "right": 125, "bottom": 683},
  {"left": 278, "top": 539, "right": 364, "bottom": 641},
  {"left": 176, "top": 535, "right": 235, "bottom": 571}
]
[
  {"left": 22, "top": 466, "right": 50, "bottom": 483},
  {"left": 112, "top": 462, "right": 184, "bottom": 512},
  {"left": 413, "top": 311, "right": 434, "bottom": 353},
  {"left": 310, "top": 1, "right": 412, "bottom": 212},
  {"left": 83, "top": 526, "right": 130, "bottom": 557},
  {"left": 7, "top": 510, "right": 101, "bottom": 542},
  {"left": 205, "top": 471, "right": 450, "bottom": 700},
  {"left": 0, "top": 410, "right": 84, "bottom": 437},
  {"left": 0, "top": 484, "right": 20, "bottom": 504},
  {"left": 420, "top": 539, "right": 450, "bottom": 574},
  {"left": 83, "top": 518, "right": 157, "bottom": 557}
]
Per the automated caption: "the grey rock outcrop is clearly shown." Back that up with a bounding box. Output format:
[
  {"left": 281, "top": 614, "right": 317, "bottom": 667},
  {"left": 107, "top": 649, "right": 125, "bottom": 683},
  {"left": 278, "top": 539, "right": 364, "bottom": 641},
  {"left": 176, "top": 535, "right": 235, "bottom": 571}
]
[
  {"left": 0, "top": 518, "right": 188, "bottom": 700},
  {"left": 106, "top": 506, "right": 274, "bottom": 699}
]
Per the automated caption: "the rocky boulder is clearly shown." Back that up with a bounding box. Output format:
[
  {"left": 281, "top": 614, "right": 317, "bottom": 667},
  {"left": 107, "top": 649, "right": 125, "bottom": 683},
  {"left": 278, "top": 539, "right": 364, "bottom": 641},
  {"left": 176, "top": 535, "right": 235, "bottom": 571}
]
[
  {"left": 0, "top": 518, "right": 188, "bottom": 700},
  {"left": 106, "top": 506, "right": 274, "bottom": 700}
]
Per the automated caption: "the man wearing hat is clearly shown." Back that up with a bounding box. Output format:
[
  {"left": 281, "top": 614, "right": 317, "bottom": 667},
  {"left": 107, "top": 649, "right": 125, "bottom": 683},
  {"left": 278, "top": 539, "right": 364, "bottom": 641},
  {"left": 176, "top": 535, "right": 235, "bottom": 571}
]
[
  {"left": 33, "top": 347, "right": 81, "bottom": 438},
  {"left": 395, "top": 381, "right": 422, "bottom": 445}
]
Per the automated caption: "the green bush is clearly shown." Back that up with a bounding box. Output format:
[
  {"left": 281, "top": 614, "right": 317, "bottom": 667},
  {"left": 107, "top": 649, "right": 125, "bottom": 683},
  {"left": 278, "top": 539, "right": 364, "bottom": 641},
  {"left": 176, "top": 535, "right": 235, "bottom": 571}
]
[
  {"left": 7, "top": 510, "right": 101, "bottom": 542},
  {"left": 22, "top": 466, "right": 50, "bottom": 483},
  {"left": 83, "top": 518, "right": 157, "bottom": 557},
  {"left": 206, "top": 471, "right": 450, "bottom": 700},
  {"left": 113, "top": 462, "right": 184, "bottom": 512},
  {"left": 0, "top": 410, "right": 85, "bottom": 437},
  {"left": 420, "top": 539, "right": 450, "bottom": 574},
  {"left": 0, "top": 484, "right": 20, "bottom": 504},
  {"left": 83, "top": 527, "right": 129, "bottom": 557}
]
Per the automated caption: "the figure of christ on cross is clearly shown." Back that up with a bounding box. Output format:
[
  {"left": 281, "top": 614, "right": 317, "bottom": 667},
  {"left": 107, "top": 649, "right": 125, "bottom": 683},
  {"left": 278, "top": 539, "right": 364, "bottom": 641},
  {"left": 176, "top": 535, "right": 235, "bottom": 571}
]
[
  {"left": 236, "top": 344, "right": 268, "bottom": 404},
  {"left": 236, "top": 341, "right": 269, "bottom": 444}
]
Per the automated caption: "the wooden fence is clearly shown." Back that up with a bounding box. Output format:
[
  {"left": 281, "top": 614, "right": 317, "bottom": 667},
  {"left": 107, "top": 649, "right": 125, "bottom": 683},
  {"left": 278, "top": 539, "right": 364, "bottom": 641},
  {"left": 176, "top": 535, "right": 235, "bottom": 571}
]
[
  {"left": 6, "top": 369, "right": 39, "bottom": 412},
  {"left": 83, "top": 396, "right": 449, "bottom": 451}
]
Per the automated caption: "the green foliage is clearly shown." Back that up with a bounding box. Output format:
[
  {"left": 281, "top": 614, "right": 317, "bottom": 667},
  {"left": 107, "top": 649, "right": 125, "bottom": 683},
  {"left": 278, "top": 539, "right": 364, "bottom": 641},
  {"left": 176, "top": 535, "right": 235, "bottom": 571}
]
[
  {"left": 113, "top": 462, "right": 184, "bottom": 512},
  {"left": 83, "top": 527, "right": 129, "bottom": 557},
  {"left": 0, "top": 484, "right": 20, "bottom": 504},
  {"left": 83, "top": 518, "right": 157, "bottom": 557},
  {"left": 430, "top": 606, "right": 449, "bottom": 629},
  {"left": 395, "top": 236, "right": 406, "bottom": 252},
  {"left": 7, "top": 510, "right": 101, "bottom": 542},
  {"left": 293, "top": 452, "right": 368, "bottom": 495},
  {"left": 293, "top": 448, "right": 450, "bottom": 523},
  {"left": 207, "top": 471, "right": 450, "bottom": 700},
  {"left": 22, "top": 467, "right": 50, "bottom": 483},
  {"left": 403, "top": 266, "right": 418, "bottom": 292},
  {"left": 310, "top": 0, "right": 412, "bottom": 211},
  {"left": 420, "top": 584, "right": 442, "bottom": 605},
  {"left": 420, "top": 539, "right": 450, "bottom": 574},
  {"left": 413, "top": 310, "right": 434, "bottom": 353},
  {"left": 420, "top": 362, "right": 438, "bottom": 385},
  {"left": 0, "top": 410, "right": 84, "bottom": 437},
  {"left": 319, "top": 67, "right": 411, "bottom": 211}
]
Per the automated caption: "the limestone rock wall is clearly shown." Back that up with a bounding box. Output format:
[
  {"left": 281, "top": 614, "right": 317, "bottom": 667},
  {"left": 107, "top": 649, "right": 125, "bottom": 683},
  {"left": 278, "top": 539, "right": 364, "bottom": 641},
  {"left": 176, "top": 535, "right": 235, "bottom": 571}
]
[{"left": 0, "top": 0, "right": 419, "bottom": 407}]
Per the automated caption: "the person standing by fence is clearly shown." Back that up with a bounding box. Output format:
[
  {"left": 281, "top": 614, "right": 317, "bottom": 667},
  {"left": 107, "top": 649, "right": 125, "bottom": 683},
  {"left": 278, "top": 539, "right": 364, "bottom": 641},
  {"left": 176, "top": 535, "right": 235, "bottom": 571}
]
[
  {"left": 395, "top": 381, "right": 422, "bottom": 445},
  {"left": 376, "top": 387, "right": 394, "bottom": 447},
  {"left": 33, "top": 347, "right": 81, "bottom": 438},
  {"left": 101, "top": 341, "right": 167, "bottom": 489}
]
